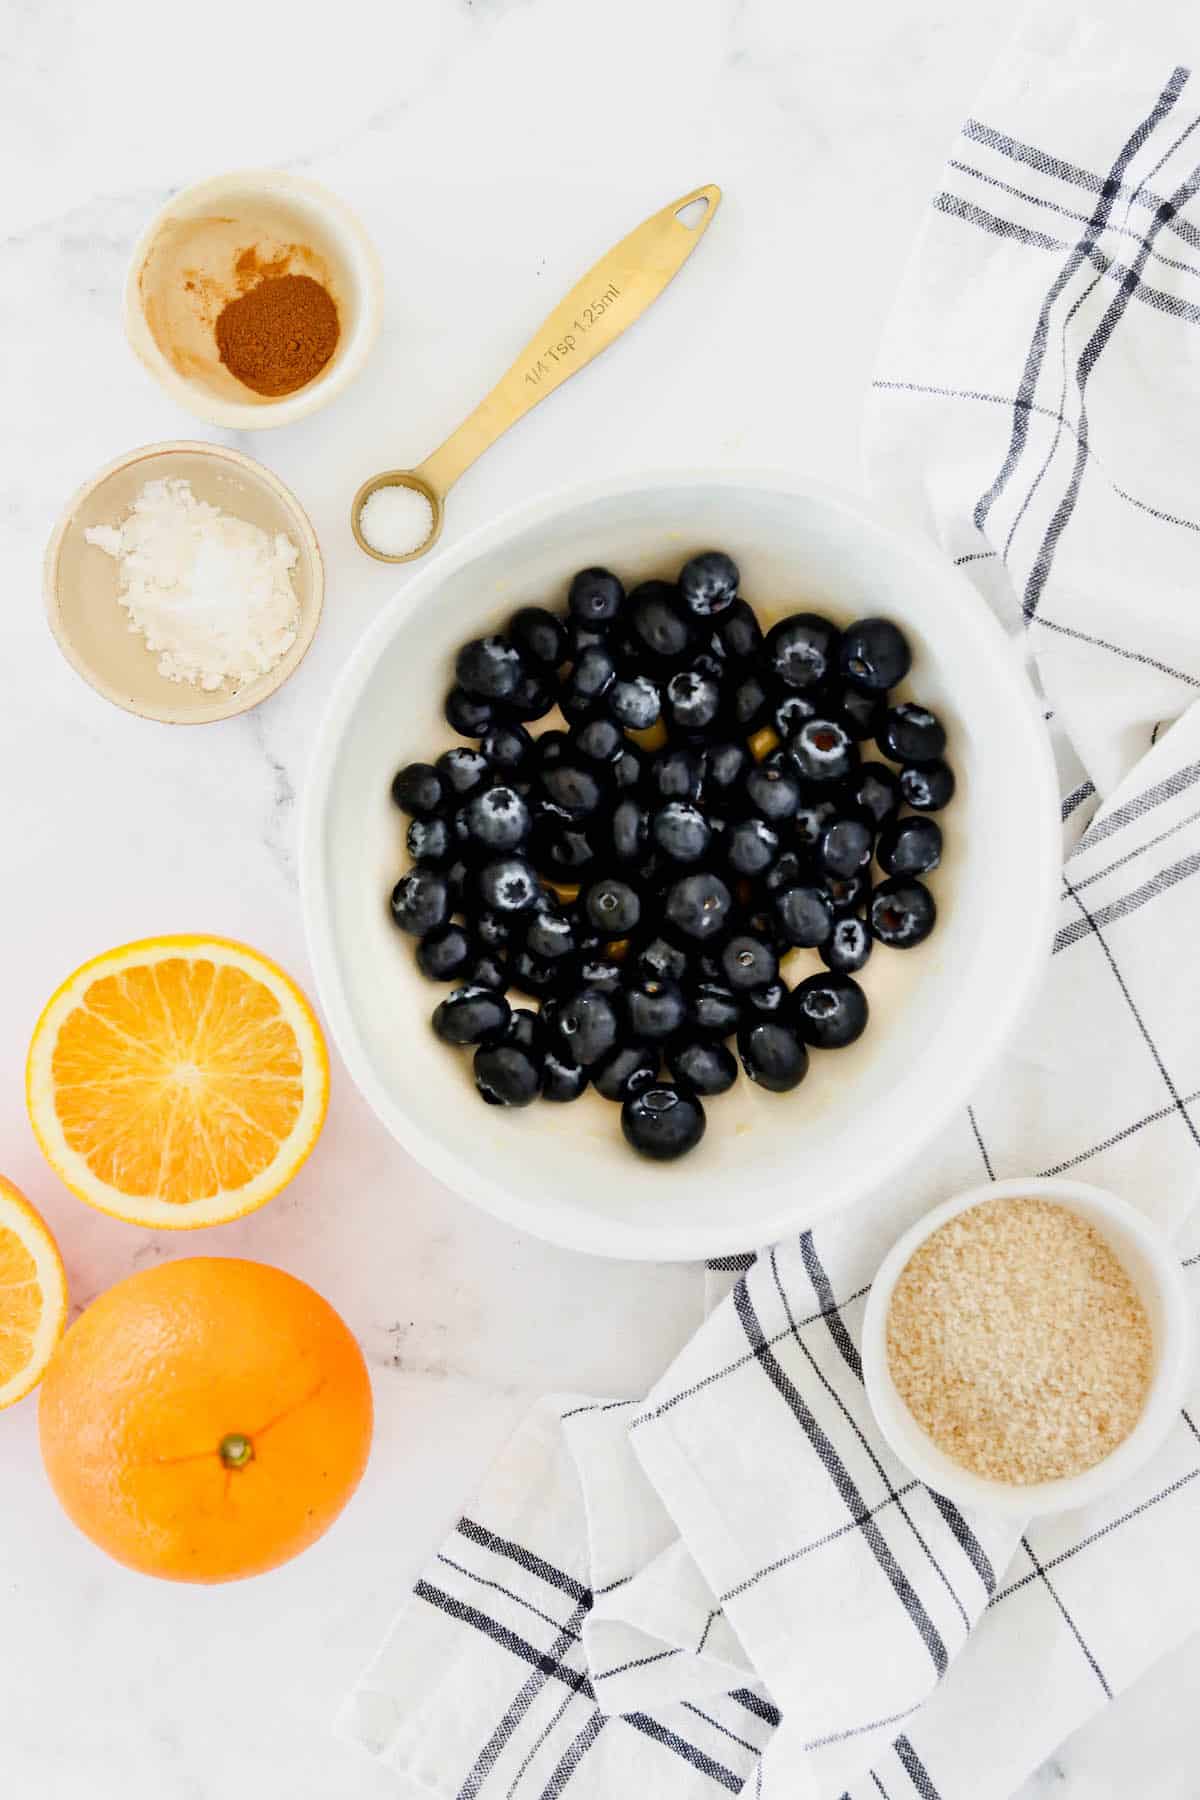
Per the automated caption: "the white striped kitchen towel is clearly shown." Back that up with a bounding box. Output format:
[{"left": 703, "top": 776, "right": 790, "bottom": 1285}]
[{"left": 341, "top": 3, "right": 1200, "bottom": 1795}]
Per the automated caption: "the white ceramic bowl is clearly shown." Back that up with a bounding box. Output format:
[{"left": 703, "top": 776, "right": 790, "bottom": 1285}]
[
  {"left": 123, "top": 170, "right": 383, "bottom": 430},
  {"left": 301, "top": 469, "right": 1059, "bottom": 1261},
  {"left": 861, "top": 1177, "right": 1196, "bottom": 1517}
]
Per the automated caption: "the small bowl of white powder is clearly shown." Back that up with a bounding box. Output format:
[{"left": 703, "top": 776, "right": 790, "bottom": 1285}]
[{"left": 44, "top": 441, "right": 323, "bottom": 723}]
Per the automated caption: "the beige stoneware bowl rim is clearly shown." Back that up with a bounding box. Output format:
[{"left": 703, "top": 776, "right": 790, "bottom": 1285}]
[
  {"left": 861, "top": 1175, "right": 1196, "bottom": 1519},
  {"left": 43, "top": 438, "right": 325, "bottom": 725},
  {"left": 122, "top": 167, "right": 384, "bottom": 430}
]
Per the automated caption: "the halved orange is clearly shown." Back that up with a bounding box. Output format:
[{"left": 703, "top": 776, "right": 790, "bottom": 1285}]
[
  {"left": 27, "top": 936, "right": 329, "bottom": 1229},
  {"left": 0, "top": 1176, "right": 68, "bottom": 1408}
]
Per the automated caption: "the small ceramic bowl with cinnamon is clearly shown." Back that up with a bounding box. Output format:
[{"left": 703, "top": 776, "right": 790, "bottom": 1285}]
[{"left": 123, "top": 170, "right": 384, "bottom": 430}]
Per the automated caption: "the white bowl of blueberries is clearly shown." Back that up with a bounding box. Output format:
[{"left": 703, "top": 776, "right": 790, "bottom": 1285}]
[{"left": 302, "top": 469, "right": 1059, "bottom": 1261}]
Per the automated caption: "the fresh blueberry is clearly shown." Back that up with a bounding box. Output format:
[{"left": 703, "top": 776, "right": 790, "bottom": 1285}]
[
  {"left": 668, "top": 1037, "right": 738, "bottom": 1095},
  {"left": 408, "top": 813, "right": 455, "bottom": 866},
  {"left": 465, "top": 948, "right": 507, "bottom": 990},
  {"left": 611, "top": 798, "right": 650, "bottom": 863},
  {"left": 636, "top": 934, "right": 690, "bottom": 984},
  {"left": 563, "top": 646, "right": 616, "bottom": 719},
  {"left": 730, "top": 673, "right": 771, "bottom": 732},
  {"left": 391, "top": 762, "right": 443, "bottom": 816},
  {"left": 506, "top": 1007, "right": 544, "bottom": 1055},
  {"left": 577, "top": 946, "right": 624, "bottom": 994},
  {"left": 877, "top": 703, "right": 946, "bottom": 766},
  {"left": 877, "top": 815, "right": 943, "bottom": 877},
  {"left": 764, "top": 614, "right": 840, "bottom": 691},
  {"left": 573, "top": 716, "right": 625, "bottom": 765},
  {"left": 789, "top": 717, "right": 858, "bottom": 784},
  {"left": 416, "top": 922, "right": 473, "bottom": 981},
  {"left": 665, "top": 872, "right": 733, "bottom": 941},
  {"left": 745, "top": 979, "right": 787, "bottom": 1018},
  {"left": 608, "top": 671, "right": 662, "bottom": 732},
  {"left": 432, "top": 985, "right": 510, "bottom": 1046},
  {"left": 745, "top": 762, "right": 802, "bottom": 824},
  {"left": 725, "top": 816, "right": 780, "bottom": 879},
  {"left": 445, "top": 686, "right": 494, "bottom": 737},
  {"left": 456, "top": 635, "right": 522, "bottom": 701},
  {"left": 554, "top": 988, "right": 620, "bottom": 1065},
  {"left": 649, "top": 747, "right": 703, "bottom": 803},
  {"left": 507, "top": 669, "right": 558, "bottom": 722},
  {"left": 538, "top": 823, "right": 598, "bottom": 876},
  {"left": 479, "top": 723, "right": 533, "bottom": 779},
  {"left": 568, "top": 618, "right": 610, "bottom": 658},
  {"left": 817, "top": 816, "right": 874, "bottom": 879},
  {"left": 568, "top": 566, "right": 625, "bottom": 625},
  {"left": 847, "top": 763, "right": 901, "bottom": 829},
  {"left": 690, "top": 981, "right": 742, "bottom": 1036},
  {"left": 542, "top": 1043, "right": 589, "bottom": 1102},
  {"left": 475, "top": 909, "right": 511, "bottom": 950},
  {"left": 390, "top": 868, "right": 450, "bottom": 935},
  {"left": 474, "top": 1042, "right": 542, "bottom": 1106},
  {"left": 625, "top": 976, "right": 687, "bottom": 1041},
  {"left": 773, "top": 883, "right": 835, "bottom": 947},
  {"left": 738, "top": 1020, "right": 808, "bottom": 1092},
  {"left": 793, "top": 795, "right": 841, "bottom": 850},
  {"left": 437, "top": 746, "right": 491, "bottom": 798},
  {"left": 821, "top": 914, "right": 873, "bottom": 975},
  {"left": 510, "top": 605, "right": 567, "bottom": 668},
  {"left": 627, "top": 581, "right": 693, "bottom": 664},
  {"left": 824, "top": 870, "right": 871, "bottom": 914},
  {"left": 464, "top": 785, "right": 530, "bottom": 852},
  {"left": 613, "top": 745, "right": 645, "bottom": 792},
  {"left": 593, "top": 1042, "right": 658, "bottom": 1102},
  {"left": 477, "top": 856, "right": 542, "bottom": 915},
  {"left": 665, "top": 668, "right": 722, "bottom": 734},
  {"left": 719, "top": 934, "right": 779, "bottom": 993},
  {"left": 582, "top": 876, "right": 642, "bottom": 939},
  {"left": 839, "top": 617, "right": 912, "bottom": 692},
  {"left": 899, "top": 760, "right": 956, "bottom": 811},
  {"left": 705, "top": 741, "right": 750, "bottom": 796},
  {"left": 535, "top": 730, "right": 571, "bottom": 772},
  {"left": 774, "top": 692, "right": 822, "bottom": 741},
  {"left": 679, "top": 550, "right": 739, "bottom": 617},
  {"left": 541, "top": 762, "right": 609, "bottom": 818},
  {"left": 524, "top": 904, "right": 579, "bottom": 963},
  {"left": 652, "top": 802, "right": 712, "bottom": 864},
  {"left": 792, "top": 972, "right": 869, "bottom": 1049},
  {"left": 834, "top": 683, "right": 884, "bottom": 742},
  {"left": 508, "top": 946, "right": 567, "bottom": 999},
  {"left": 763, "top": 849, "right": 808, "bottom": 895},
  {"left": 621, "top": 1086, "right": 706, "bottom": 1160},
  {"left": 711, "top": 599, "right": 763, "bottom": 663},
  {"left": 870, "top": 878, "right": 937, "bottom": 947}
]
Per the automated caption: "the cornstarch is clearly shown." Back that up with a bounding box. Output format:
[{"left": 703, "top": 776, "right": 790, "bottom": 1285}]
[{"left": 85, "top": 477, "right": 300, "bottom": 691}]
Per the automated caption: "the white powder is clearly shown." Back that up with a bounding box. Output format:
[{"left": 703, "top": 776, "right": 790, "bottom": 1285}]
[
  {"left": 85, "top": 477, "right": 300, "bottom": 691},
  {"left": 358, "top": 483, "right": 435, "bottom": 557}
]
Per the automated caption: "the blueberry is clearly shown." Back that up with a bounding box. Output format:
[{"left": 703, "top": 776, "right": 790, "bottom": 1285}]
[
  {"left": 391, "top": 762, "right": 443, "bottom": 816},
  {"left": 870, "top": 878, "right": 937, "bottom": 947},
  {"left": 690, "top": 981, "right": 742, "bottom": 1036},
  {"left": 445, "top": 686, "right": 494, "bottom": 737},
  {"left": 613, "top": 745, "right": 645, "bottom": 792},
  {"left": 774, "top": 692, "right": 822, "bottom": 741},
  {"left": 704, "top": 741, "right": 750, "bottom": 796},
  {"left": 719, "top": 934, "right": 779, "bottom": 993},
  {"left": 415, "top": 922, "right": 473, "bottom": 981},
  {"left": 582, "top": 876, "right": 642, "bottom": 939},
  {"left": 507, "top": 670, "right": 558, "bottom": 722},
  {"left": 834, "top": 684, "right": 883, "bottom": 742},
  {"left": 569, "top": 566, "right": 625, "bottom": 625},
  {"left": 568, "top": 618, "right": 609, "bottom": 658},
  {"left": 565, "top": 645, "right": 617, "bottom": 715},
  {"left": 847, "top": 763, "right": 901, "bottom": 829},
  {"left": 555, "top": 988, "right": 620, "bottom": 1065},
  {"left": 464, "top": 785, "right": 530, "bottom": 853},
  {"left": 475, "top": 909, "right": 511, "bottom": 950},
  {"left": 577, "top": 947, "right": 623, "bottom": 994},
  {"left": 745, "top": 762, "right": 802, "bottom": 824},
  {"left": 541, "top": 762, "right": 609, "bottom": 818},
  {"left": 711, "top": 599, "right": 763, "bottom": 663},
  {"left": 506, "top": 1007, "right": 544, "bottom": 1052},
  {"left": 764, "top": 614, "right": 840, "bottom": 691},
  {"left": 792, "top": 972, "right": 869, "bottom": 1049},
  {"left": 899, "top": 760, "right": 956, "bottom": 812},
  {"left": 745, "top": 979, "right": 787, "bottom": 1018},
  {"left": 477, "top": 856, "right": 541, "bottom": 915},
  {"left": 479, "top": 723, "right": 533, "bottom": 779},
  {"left": 574, "top": 716, "right": 625, "bottom": 765},
  {"left": 793, "top": 795, "right": 841, "bottom": 850},
  {"left": 817, "top": 816, "right": 874, "bottom": 879},
  {"left": 652, "top": 802, "right": 711, "bottom": 864},
  {"left": 593, "top": 1042, "right": 658, "bottom": 1102},
  {"left": 730, "top": 673, "right": 771, "bottom": 732},
  {"left": 407, "top": 815, "right": 453, "bottom": 865},
  {"left": 627, "top": 581, "right": 693, "bottom": 664},
  {"left": 877, "top": 815, "right": 943, "bottom": 877},
  {"left": 665, "top": 872, "right": 733, "bottom": 941},
  {"left": 390, "top": 868, "right": 450, "bottom": 935},
  {"left": 456, "top": 635, "right": 522, "bottom": 701},
  {"left": 679, "top": 550, "right": 739, "bottom": 618},
  {"left": 665, "top": 668, "right": 722, "bottom": 734},
  {"left": 725, "top": 816, "right": 780, "bottom": 879},
  {"left": 509, "top": 947, "right": 565, "bottom": 998},
  {"left": 790, "top": 717, "right": 858, "bottom": 784},
  {"left": 774, "top": 883, "right": 834, "bottom": 948},
  {"left": 524, "top": 905, "right": 578, "bottom": 962},
  {"left": 763, "top": 849, "right": 808, "bottom": 895},
  {"left": 650, "top": 747, "right": 703, "bottom": 803},
  {"left": 878, "top": 703, "right": 946, "bottom": 766},
  {"left": 432, "top": 985, "right": 511, "bottom": 1047},
  {"left": 622, "top": 1086, "right": 706, "bottom": 1160},
  {"left": 636, "top": 934, "right": 689, "bottom": 984},
  {"left": 821, "top": 914, "right": 873, "bottom": 974},
  {"left": 668, "top": 1037, "right": 738, "bottom": 1095},
  {"left": 542, "top": 1043, "right": 589, "bottom": 1102},
  {"left": 535, "top": 730, "right": 571, "bottom": 772},
  {"left": 437, "top": 746, "right": 491, "bottom": 798},
  {"left": 840, "top": 617, "right": 912, "bottom": 692},
  {"left": 510, "top": 605, "right": 567, "bottom": 668},
  {"left": 824, "top": 871, "right": 870, "bottom": 915},
  {"left": 474, "top": 1042, "right": 542, "bottom": 1106},
  {"left": 738, "top": 1020, "right": 808, "bottom": 1092},
  {"left": 608, "top": 672, "right": 662, "bottom": 732},
  {"left": 465, "top": 948, "right": 507, "bottom": 990},
  {"left": 539, "top": 824, "right": 597, "bottom": 876},
  {"left": 625, "top": 976, "right": 687, "bottom": 1041},
  {"left": 611, "top": 798, "right": 650, "bottom": 863}
]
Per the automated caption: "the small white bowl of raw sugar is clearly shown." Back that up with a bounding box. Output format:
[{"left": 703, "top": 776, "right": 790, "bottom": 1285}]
[
  {"left": 44, "top": 441, "right": 323, "bottom": 724},
  {"left": 861, "top": 1177, "right": 1195, "bottom": 1518}
]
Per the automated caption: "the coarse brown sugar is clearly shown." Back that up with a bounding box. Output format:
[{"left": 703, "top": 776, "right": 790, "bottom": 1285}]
[{"left": 886, "top": 1197, "right": 1153, "bottom": 1485}]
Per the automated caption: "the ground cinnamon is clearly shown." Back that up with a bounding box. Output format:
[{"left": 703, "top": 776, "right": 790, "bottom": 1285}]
[{"left": 215, "top": 273, "right": 339, "bottom": 397}]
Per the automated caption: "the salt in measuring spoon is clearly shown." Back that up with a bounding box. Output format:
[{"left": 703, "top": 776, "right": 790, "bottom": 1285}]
[{"left": 351, "top": 183, "right": 721, "bottom": 564}]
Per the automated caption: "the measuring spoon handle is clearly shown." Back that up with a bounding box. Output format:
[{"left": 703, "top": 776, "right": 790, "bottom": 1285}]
[{"left": 416, "top": 184, "right": 721, "bottom": 498}]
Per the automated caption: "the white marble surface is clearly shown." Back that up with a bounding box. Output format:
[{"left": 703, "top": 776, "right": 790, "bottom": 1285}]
[{"left": 1, "top": 2, "right": 1193, "bottom": 1795}]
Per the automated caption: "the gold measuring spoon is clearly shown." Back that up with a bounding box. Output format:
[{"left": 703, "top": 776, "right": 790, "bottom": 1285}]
[{"left": 351, "top": 183, "right": 722, "bottom": 563}]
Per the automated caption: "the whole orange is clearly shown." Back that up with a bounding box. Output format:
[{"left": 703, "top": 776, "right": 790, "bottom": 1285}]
[{"left": 38, "top": 1257, "right": 373, "bottom": 1582}]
